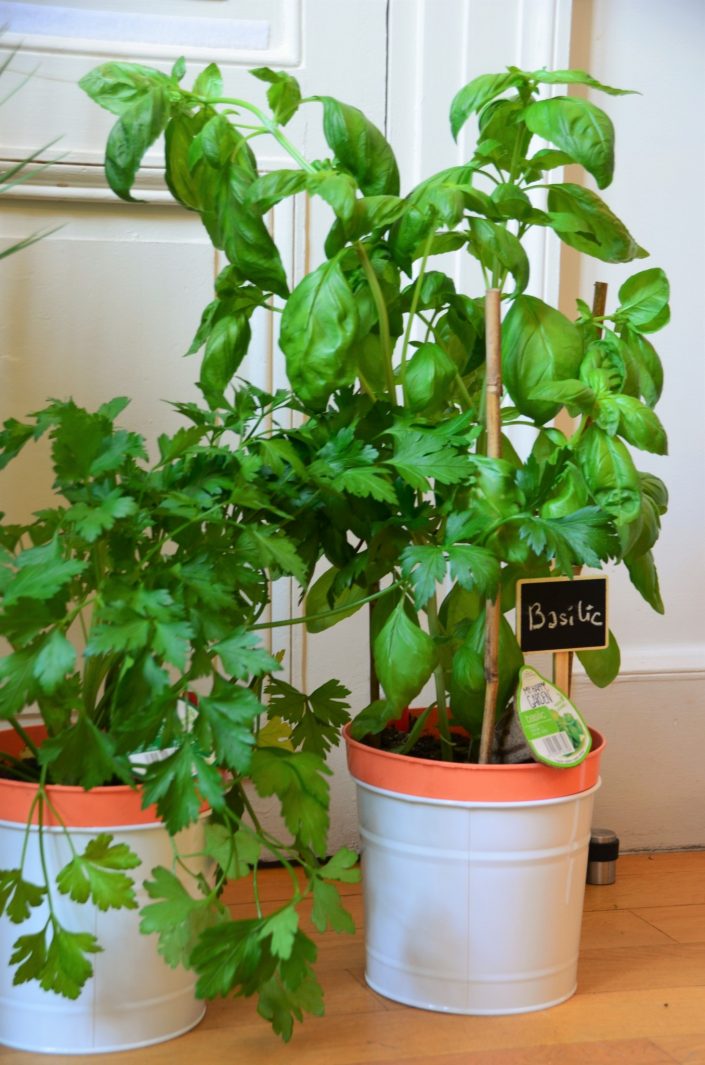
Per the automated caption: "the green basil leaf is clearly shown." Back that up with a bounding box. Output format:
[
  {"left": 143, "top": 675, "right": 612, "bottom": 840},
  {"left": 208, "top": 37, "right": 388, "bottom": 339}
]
[
  {"left": 305, "top": 567, "right": 368, "bottom": 633},
  {"left": 449, "top": 614, "right": 523, "bottom": 736},
  {"left": 349, "top": 699, "right": 399, "bottom": 740},
  {"left": 547, "top": 183, "right": 648, "bottom": 263},
  {"left": 450, "top": 72, "right": 523, "bottom": 139},
  {"left": 193, "top": 63, "right": 223, "bottom": 100},
  {"left": 388, "top": 166, "right": 476, "bottom": 267},
  {"left": 577, "top": 631, "right": 621, "bottom": 688},
  {"left": 251, "top": 67, "right": 302, "bottom": 126},
  {"left": 199, "top": 310, "right": 252, "bottom": 408},
  {"left": 104, "top": 85, "right": 171, "bottom": 201},
  {"left": 356, "top": 334, "right": 388, "bottom": 394},
  {"left": 526, "top": 148, "right": 575, "bottom": 173},
  {"left": 164, "top": 110, "right": 215, "bottom": 212},
  {"left": 200, "top": 112, "right": 248, "bottom": 169},
  {"left": 540, "top": 464, "right": 589, "bottom": 520},
  {"left": 373, "top": 600, "right": 437, "bottom": 710},
  {"left": 211, "top": 168, "right": 289, "bottom": 297},
  {"left": 79, "top": 62, "right": 172, "bottom": 117},
  {"left": 310, "top": 172, "right": 358, "bottom": 222},
  {"left": 467, "top": 218, "right": 529, "bottom": 295},
  {"left": 476, "top": 97, "right": 532, "bottom": 172},
  {"left": 619, "top": 472, "right": 667, "bottom": 559},
  {"left": 577, "top": 425, "right": 641, "bottom": 523},
  {"left": 625, "top": 549, "right": 664, "bottom": 613},
  {"left": 400, "top": 271, "right": 456, "bottom": 313},
  {"left": 525, "top": 97, "right": 614, "bottom": 188},
  {"left": 170, "top": 57, "right": 186, "bottom": 82},
  {"left": 502, "top": 296, "right": 583, "bottom": 423},
  {"left": 405, "top": 343, "right": 457, "bottom": 413},
  {"left": 279, "top": 259, "right": 359, "bottom": 410},
  {"left": 451, "top": 641, "right": 485, "bottom": 697},
  {"left": 490, "top": 183, "right": 538, "bottom": 221},
  {"left": 439, "top": 582, "right": 482, "bottom": 637},
  {"left": 615, "top": 268, "right": 670, "bottom": 329},
  {"left": 318, "top": 96, "right": 399, "bottom": 196},
  {"left": 356, "top": 195, "right": 407, "bottom": 231},
  {"left": 579, "top": 336, "right": 630, "bottom": 396},
  {"left": 606, "top": 394, "right": 668, "bottom": 455},
  {"left": 247, "top": 169, "right": 308, "bottom": 213},
  {"left": 530, "top": 68, "right": 635, "bottom": 96},
  {"left": 529, "top": 379, "right": 596, "bottom": 417}
]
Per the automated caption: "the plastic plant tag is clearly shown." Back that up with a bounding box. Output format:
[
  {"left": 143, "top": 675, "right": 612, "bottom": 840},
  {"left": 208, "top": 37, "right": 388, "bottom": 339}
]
[
  {"left": 516, "top": 666, "right": 592, "bottom": 768},
  {"left": 129, "top": 698, "right": 198, "bottom": 772}
]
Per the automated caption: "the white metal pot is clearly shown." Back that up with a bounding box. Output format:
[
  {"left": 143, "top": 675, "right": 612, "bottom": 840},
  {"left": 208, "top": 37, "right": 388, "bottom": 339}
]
[
  {"left": 0, "top": 727, "right": 208, "bottom": 1055},
  {"left": 344, "top": 721, "right": 605, "bottom": 1015}
]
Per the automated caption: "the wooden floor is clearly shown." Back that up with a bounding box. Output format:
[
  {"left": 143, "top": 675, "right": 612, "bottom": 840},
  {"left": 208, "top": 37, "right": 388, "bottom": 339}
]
[{"left": 2, "top": 851, "right": 704, "bottom": 1065}]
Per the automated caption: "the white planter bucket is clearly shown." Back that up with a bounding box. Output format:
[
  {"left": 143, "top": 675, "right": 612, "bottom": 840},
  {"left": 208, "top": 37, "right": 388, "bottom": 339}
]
[
  {"left": 345, "top": 723, "right": 604, "bottom": 1015},
  {"left": 0, "top": 728, "right": 208, "bottom": 1055}
]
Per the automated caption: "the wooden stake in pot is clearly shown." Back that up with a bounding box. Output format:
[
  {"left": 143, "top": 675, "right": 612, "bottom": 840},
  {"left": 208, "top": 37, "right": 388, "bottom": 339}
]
[
  {"left": 478, "top": 289, "right": 502, "bottom": 765},
  {"left": 552, "top": 280, "right": 608, "bottom": 699}
]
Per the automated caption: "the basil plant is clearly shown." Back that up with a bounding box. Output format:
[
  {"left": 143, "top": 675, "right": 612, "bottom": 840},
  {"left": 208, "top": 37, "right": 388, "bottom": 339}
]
[{"left": 81, "top": 60, "right": 668, "bottom": 762}]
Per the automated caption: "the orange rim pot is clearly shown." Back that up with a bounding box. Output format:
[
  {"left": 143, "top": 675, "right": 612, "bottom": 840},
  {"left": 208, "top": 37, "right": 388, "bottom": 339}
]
[
  {"left": 0, "top": 726, "right": 207, "bottom": 1055},
  {"left": 344, "top": 720, "right": 605, "bottom": 1015}
]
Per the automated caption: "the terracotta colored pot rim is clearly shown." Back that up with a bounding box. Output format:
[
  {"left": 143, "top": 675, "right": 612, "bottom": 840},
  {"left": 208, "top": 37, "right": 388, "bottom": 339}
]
[
  {"left": 0, "top": 724, "right": 161, "bottom": 828},
  {"left": 343, "top": 721, "right": 605, "bottom": 804}
]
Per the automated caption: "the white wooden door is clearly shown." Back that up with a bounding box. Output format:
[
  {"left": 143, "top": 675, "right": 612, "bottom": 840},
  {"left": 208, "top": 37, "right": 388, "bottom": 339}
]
[{"left": 0, "top": 0, "right": 390, "bottom": 677}]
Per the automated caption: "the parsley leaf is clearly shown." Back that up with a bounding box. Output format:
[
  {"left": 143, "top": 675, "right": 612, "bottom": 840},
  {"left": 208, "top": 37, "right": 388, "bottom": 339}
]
[
  {"left": 400, "top": 545, "right": 446, "bottom": 609},
  {"left": 56, "top": 833, "right": 140, "bottom": 911},
  {"left": 265, "top": 678, "right": 350, "bottom": 756},
  {"left": 519, "top": 507, "right": 617, "bottom": 573},
  {"left": 215, "top": 628, "right": 281, "bottom": 680},
  {"left": 38, "top": 718, "right": 132, "bottom": 789},
  {"left": 140, "top": 741, "right": 220, "bottom": 832},
  {"left": 197, "top": 686, "right": 263, "bottom": 773},
  {"left": 386, "top": 430, "right": 471, "bottom": 490},
  {"left": 140, "top": 866, "right": 226, "bottom": 969},
  {"left": 250, "top": 748, "right": 331, "bottom": 855},
  {"left": 11, "top": 922, "right": 101, "bottom": 1000},
  {"left": 0, "top": 869, "right": 46, "bottom": 923},
  {"left": 32, "top": 630, "right": 77, "bottom": 694}
]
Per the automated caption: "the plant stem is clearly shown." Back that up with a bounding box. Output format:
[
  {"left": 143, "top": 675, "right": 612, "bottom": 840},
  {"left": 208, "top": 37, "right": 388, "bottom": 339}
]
[
  {"left": 424, "top": 593, "right": 453, "bottom": 762},
  {"left": 393, "top": 703, "right": 434, "bottom": 756},
  {"left": 17, "top": 791, "right": 41, "bottom": 875},
  {"left": 399, "top": 231, "right": 434, "bottom": 398},
  {"left": 354, "top": 242, "right": 396, "bottom": 402},
  {"left": 35, "top": 774, "right": 56, "bottom": 921},
  {"left": 238, "top": 790, "right": 302, "bottom": 896},
  {"left": 453, "top": 371, "right": 474, "bottom": 411},
  {"left": 42, "top": 790, "right": 79, "bottom": 859},
  {"left": 204, "top": 96, "right": 316, "bottom": 174},
  {"left": 250, "top": 580, "right": 401, "bottom": 632},
  {"left": 6, "top": 716, "right": 39, "bottom": 758}
]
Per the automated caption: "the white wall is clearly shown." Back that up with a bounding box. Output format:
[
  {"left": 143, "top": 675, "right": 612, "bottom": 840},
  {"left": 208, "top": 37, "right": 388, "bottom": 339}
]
[{"left": 564, "top": 0, "right": 705, "bottom": 848}]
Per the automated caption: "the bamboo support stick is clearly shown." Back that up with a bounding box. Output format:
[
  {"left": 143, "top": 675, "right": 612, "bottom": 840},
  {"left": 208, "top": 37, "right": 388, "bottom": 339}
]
[
  {"left": 478, "top": 289, "right": 502, "bottom": 765},
  {"left": 368, "top": 582, "right": 380, "bottom": 705},
  {"left": 553, "top": 280, "right": 608, "bottom": 699}
]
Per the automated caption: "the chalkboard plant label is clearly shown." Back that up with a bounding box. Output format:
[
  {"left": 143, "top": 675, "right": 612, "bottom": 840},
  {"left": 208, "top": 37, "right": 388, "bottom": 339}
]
[
  {"left": 516, "top": 666, "right": 592, "bottom": 768},
  {"left": 516, "top": 576, "right": 608, "bottom": 653}
]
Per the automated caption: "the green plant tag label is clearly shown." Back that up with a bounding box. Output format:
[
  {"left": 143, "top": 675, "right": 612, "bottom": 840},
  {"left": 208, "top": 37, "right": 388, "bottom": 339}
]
[{"left": 516, "top": 666, "right": 592, "bottom": 768}]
